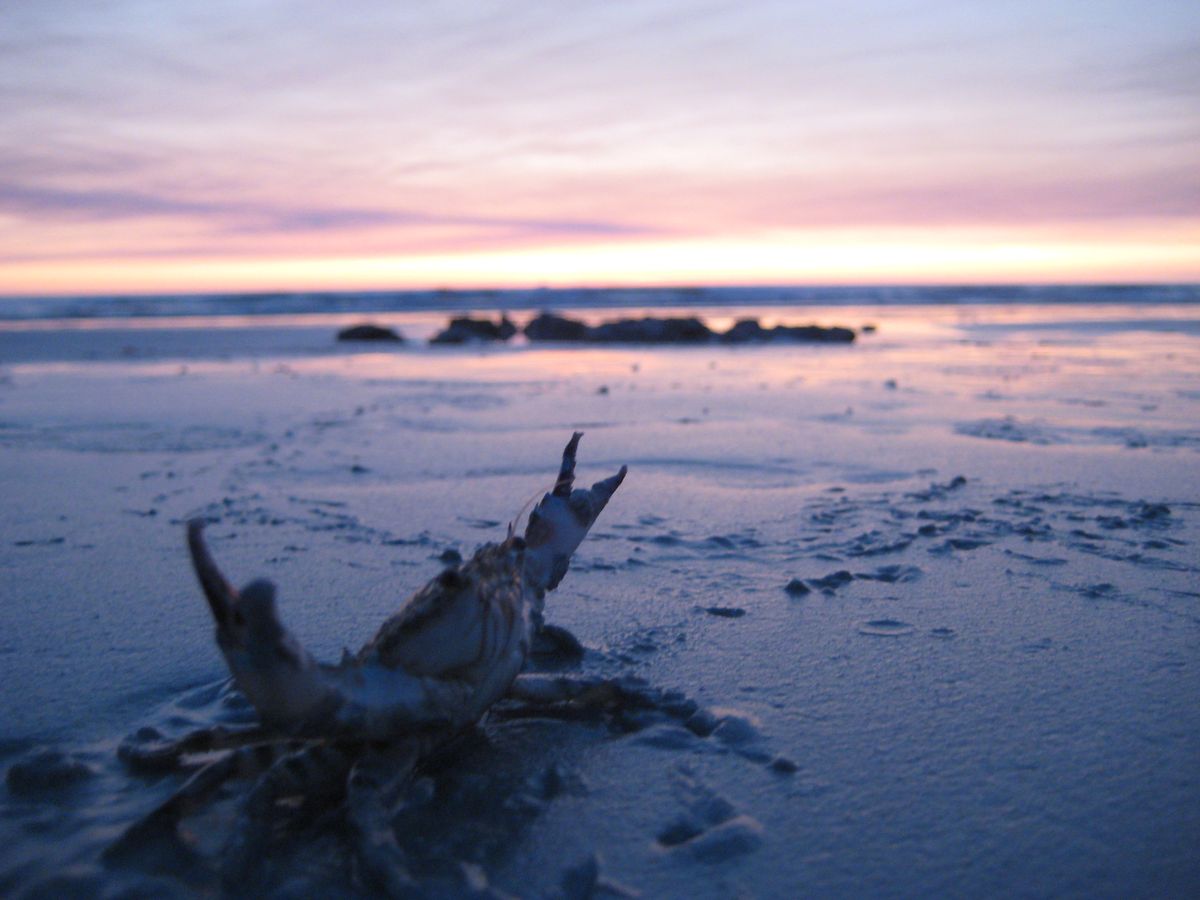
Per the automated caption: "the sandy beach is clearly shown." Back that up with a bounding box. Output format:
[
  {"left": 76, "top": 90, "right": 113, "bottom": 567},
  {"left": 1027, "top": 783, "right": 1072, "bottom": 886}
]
[{"left": 1, "top": 300, "right": 1197, "bottom": 897}]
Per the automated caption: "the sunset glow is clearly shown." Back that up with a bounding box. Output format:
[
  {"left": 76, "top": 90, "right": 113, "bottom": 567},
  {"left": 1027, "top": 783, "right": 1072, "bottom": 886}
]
[{"left": 2, "top": 1, "right": 1197, "bottom": 294}]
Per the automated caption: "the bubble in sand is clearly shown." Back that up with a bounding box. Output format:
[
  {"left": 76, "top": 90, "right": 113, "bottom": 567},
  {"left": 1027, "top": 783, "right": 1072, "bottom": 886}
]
[{"left": 858, "top": 619, "right": 915, "bottom": 636}]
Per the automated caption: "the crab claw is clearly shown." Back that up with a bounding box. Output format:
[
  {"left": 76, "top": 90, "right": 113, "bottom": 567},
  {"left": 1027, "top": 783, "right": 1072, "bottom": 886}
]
[
  {"left": 552, "top": 431, "right": 584, "bottom": 497},
  {"left": 524, "top": 433, "right": 626, "bottom": 597},
  {"left": 584, "top": 465, "right": 627, "bottom": 511},
  {"left": 552, "top": 431, "right": 626, "bottom": 512},
  {"left": 186, "top": 519, "right": 329, "bottom": 727},
  {"left": 187, "top": 518, "right": 238, "bottom": 631}
]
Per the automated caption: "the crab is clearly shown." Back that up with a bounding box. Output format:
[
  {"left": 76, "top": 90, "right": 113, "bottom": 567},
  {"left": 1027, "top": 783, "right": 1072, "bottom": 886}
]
[{"left": 104, "top": 433, "right": 698, "bottom": 893}]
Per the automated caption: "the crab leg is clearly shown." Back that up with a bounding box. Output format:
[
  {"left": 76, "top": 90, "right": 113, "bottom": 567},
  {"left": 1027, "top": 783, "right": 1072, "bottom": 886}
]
[
  {"left": 345, "top": 742, "right": 425, "bottom": 896},
  {"left": 502, "top": 673, "right": 698, "bottom": 720},
  {"left": 220, "top": 742, "right": 356, "bottom": 886},
  {"left": 118, "top": 723, "right": 277, "bottom": 774},
  {"left": 506, "top": 673, "right": 649, "bottom": 706},
  {"left": 529, "top": 622, "right": 586, "bottom": 660},
  {"left": 105, "top": 748, "right": 255, "bottom": 866}
]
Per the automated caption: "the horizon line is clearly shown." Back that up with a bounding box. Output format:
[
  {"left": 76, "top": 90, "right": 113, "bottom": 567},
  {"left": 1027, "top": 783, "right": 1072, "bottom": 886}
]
[{"left": 3, "top": 278, "right": 1199, "bottom": 302}]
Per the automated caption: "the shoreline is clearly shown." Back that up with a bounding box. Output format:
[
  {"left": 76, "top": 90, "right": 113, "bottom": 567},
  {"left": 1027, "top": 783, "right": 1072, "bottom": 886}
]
[{"left": 1, "top": 283, "right": 1198, "bottom": 325}]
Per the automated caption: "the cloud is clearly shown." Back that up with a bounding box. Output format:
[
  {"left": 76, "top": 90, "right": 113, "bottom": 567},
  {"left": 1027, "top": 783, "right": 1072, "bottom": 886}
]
[
  {"left": 0, "top": 182, "right": 223, "bottom": 221},
  {"left": 0, "top": 179, "right": 654, "bottom": 263},
  {"left": 765, "top": 170, "right": 1200, "bottom": 229},
  {"left": 233, "top": 207, "right": 647, "bottom": 238}
]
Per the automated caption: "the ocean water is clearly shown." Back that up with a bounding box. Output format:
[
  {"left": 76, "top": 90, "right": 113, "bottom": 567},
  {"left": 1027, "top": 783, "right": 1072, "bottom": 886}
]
[{"left": 0, "top": 283, "right": 1197, "bottom": 322}]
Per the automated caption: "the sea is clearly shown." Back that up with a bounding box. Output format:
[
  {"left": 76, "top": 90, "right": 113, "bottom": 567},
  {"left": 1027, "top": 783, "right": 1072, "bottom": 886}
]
[{"left": 1, "top": 283, "right": 1197, "bottom": 322}]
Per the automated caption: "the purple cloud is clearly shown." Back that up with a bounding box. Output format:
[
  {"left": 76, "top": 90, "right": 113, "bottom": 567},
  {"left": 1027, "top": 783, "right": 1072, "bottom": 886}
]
[{"left": 0, "top": 181, "right": 651, "bottom": 241}]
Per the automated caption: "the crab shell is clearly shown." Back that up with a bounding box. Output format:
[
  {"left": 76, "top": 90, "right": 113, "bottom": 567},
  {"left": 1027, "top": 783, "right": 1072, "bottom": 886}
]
[{"left": 187, "top": 433, "right": 626, "bottom": 740}]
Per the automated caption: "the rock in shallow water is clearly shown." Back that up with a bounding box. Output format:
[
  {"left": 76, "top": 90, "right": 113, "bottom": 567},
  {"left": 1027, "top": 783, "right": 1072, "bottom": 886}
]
[
  {"left": 430, "top": 316, "right": 516, "bottom": 344},
  {"left": 336, "top": 323, "right": 403, "bottom": 342},
  {"left": 589, "top": 316, "right": 714, "bottom": 344},
  {"left": 523, "top": 312, "right": 591, "bottom": 341},
  {"left": 720, "top": 318, "right": 855, "bottom": 344},
  {"left": 522, "top": 312, "right": 855, "bottom": 344}
]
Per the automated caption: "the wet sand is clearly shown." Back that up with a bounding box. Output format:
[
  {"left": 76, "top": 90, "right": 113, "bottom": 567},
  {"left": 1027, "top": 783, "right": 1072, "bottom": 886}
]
[{"left": 1, "top": 303, "right": 1198, "bottom": 897}]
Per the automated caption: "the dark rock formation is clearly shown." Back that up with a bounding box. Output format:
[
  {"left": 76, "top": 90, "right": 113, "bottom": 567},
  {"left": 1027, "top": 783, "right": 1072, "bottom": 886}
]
[
  {"left": 336, "top": 323, "right": 403, "bottom": 342},
  {"left": 721, "top": 319, "right": 855, "bottom": 344},
  {"left": 478, "top": 312, "right": 855, "bottom": 346},
  {"left": 523, "top": 312, "right": 591, "bottom": 341},
  {"left": 720, "top": 319, "right": 771, "bottom": 343},
  {"left": 429, "top": 315, "right": 517, "bottom": 344},
  {"left": 773, "top": 324, "right": 855, "bottom": 343},
  {"left": 524, "top": 313, "right": 715, "bottom": 344},
  {"left": 589, "top": 316, "right": 714, "bottom": 343}
]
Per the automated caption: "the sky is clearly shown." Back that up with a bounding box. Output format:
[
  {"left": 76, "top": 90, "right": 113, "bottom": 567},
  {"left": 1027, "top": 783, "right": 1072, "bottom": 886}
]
[{"left": 1, "top": 0, "right": 1198, "bottom": 294}]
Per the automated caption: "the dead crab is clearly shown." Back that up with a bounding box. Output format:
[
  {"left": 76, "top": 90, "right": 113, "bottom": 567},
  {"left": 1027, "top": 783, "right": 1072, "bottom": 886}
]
[{"left": 105, "top": 434, "right": 702, "bottom": 893}]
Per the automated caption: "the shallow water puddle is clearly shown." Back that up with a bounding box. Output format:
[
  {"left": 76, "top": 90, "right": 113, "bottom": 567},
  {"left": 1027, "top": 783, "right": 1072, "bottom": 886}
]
[{"left": 856, "top": 618, "right": 916, "bottom": 636}]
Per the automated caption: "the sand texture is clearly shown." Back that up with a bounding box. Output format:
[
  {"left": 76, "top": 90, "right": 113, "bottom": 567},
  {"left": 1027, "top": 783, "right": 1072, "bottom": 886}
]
[{"left": 1, "top": 302, "right": 1197, "bottom": 897}]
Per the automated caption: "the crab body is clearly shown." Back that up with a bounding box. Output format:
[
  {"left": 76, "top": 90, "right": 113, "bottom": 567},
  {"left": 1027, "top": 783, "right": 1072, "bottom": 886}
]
[
  {"left": 327, "top": 539, "right": 530, "bottom": 738},
  {"left": 187, "top": 432, "right": 626, "bottom": 741}
]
